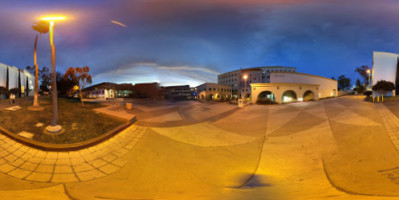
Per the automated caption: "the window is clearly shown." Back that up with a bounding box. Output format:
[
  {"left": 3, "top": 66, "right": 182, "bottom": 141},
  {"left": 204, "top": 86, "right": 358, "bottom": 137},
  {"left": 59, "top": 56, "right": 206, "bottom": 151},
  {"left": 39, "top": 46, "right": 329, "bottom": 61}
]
[
  {"left": 208, "top": 88, "right": 211, "bottom": 91},
  {"left": 213, "top": 88, "right": 216, "bottom": 91}
]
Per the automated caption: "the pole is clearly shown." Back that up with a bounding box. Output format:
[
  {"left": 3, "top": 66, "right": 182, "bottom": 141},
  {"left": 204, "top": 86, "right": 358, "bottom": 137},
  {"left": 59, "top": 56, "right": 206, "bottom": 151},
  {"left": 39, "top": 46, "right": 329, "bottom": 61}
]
[
  {"left": 49, "top": 21, "right": 58, "bottom": 127},
  {"left": 244, "top": 78, "right": 247, "bottom": 102},
  {"left": 369, "top": 73, "right": 371, "bottom": 87},
  {"left": 33, "top": 34, "right": 39, "bottom": 107}
]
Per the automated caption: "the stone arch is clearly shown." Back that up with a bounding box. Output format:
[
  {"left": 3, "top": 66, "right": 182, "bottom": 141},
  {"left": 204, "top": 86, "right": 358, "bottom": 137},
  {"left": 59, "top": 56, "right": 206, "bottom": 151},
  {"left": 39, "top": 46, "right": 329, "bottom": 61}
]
[
  {"left": 303, "top": 90, "right": 315, "bottom": 101},
  {"left": 201, "top": 94, "right": 205, "bottom": 100},
  {"left": 208, "top": 94, "right": 214, "bottom": 100},
  {"left": 257, "top": 91, "right": 275, "bottom": 103},
  {"left": 282, "top": 90, "right": 297, "bottom": 103}
]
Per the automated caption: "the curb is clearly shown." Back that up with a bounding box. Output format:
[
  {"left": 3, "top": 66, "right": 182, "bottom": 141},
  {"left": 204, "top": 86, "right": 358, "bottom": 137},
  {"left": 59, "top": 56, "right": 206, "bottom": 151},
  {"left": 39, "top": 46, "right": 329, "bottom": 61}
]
[{"left": 0, "top": 116, "right": 137, "bottom": 152}]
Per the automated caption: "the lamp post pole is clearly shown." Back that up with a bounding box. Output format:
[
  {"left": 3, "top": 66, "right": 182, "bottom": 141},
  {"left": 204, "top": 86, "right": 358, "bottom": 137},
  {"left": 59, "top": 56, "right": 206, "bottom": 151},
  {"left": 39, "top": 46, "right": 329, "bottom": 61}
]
[
  {"left": 243, "top": 74, "right": 248, "bottom": 102},
  {"left": 42, "top": 16, "right": 66, "bottom": 133},
  {"left": 49, "top": 21, "right": 58, "bottom": 128}
]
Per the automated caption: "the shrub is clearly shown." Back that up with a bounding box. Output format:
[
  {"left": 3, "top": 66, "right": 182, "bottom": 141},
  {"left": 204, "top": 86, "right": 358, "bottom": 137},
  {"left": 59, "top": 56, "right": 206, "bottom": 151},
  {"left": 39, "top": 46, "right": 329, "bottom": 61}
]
[
  {"left": 363, "top": 90, "right": 372, "bottom": 97},
  {"left": 257, "top": 99, "right": 277, "bottom": 105},
  {"left": 372, "top": 80, "right": 395, "bottom": 96}
]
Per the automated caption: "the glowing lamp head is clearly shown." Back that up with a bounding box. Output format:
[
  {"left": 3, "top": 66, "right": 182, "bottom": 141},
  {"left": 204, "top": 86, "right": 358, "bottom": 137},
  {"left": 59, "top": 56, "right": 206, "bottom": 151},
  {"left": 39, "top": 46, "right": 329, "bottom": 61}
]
[
  {"left": 41, "top": 16, "right": 66, "bottom": 21},
  {"left": 243, "top": 74, "right": 248, "bottom": 80},
  {"left": 74, "top": 85, "right": 79, "bottom": 90},
  {"left": 366, "top": 69, "right": 371, "bottom": 74}
]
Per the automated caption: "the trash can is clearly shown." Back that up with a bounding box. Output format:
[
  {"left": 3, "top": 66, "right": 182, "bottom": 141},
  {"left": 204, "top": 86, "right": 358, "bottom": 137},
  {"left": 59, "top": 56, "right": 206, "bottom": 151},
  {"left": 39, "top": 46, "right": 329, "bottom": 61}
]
[
  {"left": 238, "top": 98, "right": 244, "bottom": 108},
  {"left": 126, "top": 102, "right": 133, "bottom": 110}
]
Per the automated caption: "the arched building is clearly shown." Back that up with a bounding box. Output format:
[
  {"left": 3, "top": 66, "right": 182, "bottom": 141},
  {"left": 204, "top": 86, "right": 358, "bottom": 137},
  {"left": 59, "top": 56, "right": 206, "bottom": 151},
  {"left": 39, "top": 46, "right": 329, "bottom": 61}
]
[{"left": 251, "top": 72, "right": 337, "bottom": 104}]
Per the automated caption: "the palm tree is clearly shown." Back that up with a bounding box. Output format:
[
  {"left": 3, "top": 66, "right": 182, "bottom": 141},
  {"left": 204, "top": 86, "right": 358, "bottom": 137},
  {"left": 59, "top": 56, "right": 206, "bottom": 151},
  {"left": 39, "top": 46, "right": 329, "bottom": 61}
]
[{"left": 30, "top": 21, "right": 49, "bottom": 108}]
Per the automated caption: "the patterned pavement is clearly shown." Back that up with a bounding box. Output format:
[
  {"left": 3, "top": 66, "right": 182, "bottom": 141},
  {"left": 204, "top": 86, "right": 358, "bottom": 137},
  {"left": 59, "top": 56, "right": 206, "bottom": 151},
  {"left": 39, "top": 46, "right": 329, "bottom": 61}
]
[
  {"left": 2, "top": 97, "right": 399, "bottom": 199},
  {"left": 0, "top": 125, "right": 145, "bottom": 183},
  {"left": 377, "top": 103, "right": 399, "bottom": 151}
]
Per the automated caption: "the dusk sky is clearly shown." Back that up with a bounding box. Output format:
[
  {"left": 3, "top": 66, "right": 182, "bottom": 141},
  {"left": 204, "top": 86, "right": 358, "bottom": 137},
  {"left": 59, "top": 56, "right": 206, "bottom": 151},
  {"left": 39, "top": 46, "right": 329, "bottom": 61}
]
[{"left": 1, "top": 0, "right": 399, "bottom": 87}]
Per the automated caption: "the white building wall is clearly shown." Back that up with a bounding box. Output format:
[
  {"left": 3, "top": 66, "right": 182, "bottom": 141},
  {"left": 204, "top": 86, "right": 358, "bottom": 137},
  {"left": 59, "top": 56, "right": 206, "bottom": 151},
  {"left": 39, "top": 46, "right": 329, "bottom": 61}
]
[
  {"left": 0, "top": 63, "right": 34, "bottom": 95},
  {"left": 372, "top": 51, "right": 398, "bottom": 96},
  {"left": 270, "top": 72, "right": 337, "bottom": 98},
  {"left": 8, "top": 66, "right": 19, "bottom": 89},
  {"left": 0, "top": 63, "right": 7, "bottom": 88}
]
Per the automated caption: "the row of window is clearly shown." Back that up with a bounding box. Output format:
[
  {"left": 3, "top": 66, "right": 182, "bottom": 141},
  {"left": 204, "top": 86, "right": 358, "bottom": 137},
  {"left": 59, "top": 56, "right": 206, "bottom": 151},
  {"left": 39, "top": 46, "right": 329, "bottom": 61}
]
[
  {"left": 219, "top": 69, "right": 295, "bottom": 80},
  {"left": 198, "top": 88, "right": 232, "bottom": 92}
]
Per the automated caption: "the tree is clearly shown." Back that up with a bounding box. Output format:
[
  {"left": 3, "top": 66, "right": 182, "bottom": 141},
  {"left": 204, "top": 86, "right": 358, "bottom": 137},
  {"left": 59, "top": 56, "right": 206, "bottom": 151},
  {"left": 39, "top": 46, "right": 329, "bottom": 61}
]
[
  {"left": 39, "top": 66, "right": 51, "bottom": 92},
  {"left": 338, "top": 75, "right": 351, "bottom": 90},
  {"left": 63, "top": 66, "right": 92, "bottom": 106},
  {"left": 355, "top": 79, "right": 365, "bottom": 93},
  {"left": 31, "top": 20, "right": 49, "bottom": 107},
  {"left": 372, "top": 80, "right": 395, "bottom": 97},
  {"left": 331, "top": 77, "right": 336, "bottom": 80},
  {"left": 355, "top": 65, "right": 371, "bottom": 85}
]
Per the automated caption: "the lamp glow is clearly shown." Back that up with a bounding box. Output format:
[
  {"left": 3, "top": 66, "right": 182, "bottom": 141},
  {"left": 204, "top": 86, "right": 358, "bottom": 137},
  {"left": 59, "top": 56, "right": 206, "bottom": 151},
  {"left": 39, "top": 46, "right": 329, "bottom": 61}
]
[{"left": 41, "top": 16, "right": 66, "bottom": 21}]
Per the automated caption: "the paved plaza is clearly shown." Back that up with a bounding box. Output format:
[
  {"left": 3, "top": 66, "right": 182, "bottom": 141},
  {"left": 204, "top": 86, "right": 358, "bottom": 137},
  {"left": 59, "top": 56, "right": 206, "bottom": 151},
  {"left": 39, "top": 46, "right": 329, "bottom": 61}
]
[{"left": 2, "top": 96, "right": 399, "bottom": 199}]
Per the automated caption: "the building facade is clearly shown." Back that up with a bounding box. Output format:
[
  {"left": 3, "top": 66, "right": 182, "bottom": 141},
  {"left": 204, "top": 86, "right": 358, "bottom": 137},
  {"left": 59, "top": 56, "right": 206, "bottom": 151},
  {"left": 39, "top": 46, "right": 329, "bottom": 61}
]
[
  {"left": 0, "top": 63, "right": 34, "bottom": 98},
  {"left": 133, "top": 82, "right": 163, "bottom": 99},
  {"left": 83, "top": 82, "right": 134, "bottom": 99},
  {"left": 162, "top": 85, "right": 195, "bottom": 101},
  {"left": 196, "top": 83, "right": 232, "bottom": 101},
  {"left": 251, "top": 83, "right": 320, "bottom": 104},
  {"left": 270, "top": 72, "right": 337, "bottom": 99},
  {"left": 218, "top": 66, "right": 296, "bottom": 98},
  {"left": 372, "top": 51, "right": 399, "bottom": 96}
]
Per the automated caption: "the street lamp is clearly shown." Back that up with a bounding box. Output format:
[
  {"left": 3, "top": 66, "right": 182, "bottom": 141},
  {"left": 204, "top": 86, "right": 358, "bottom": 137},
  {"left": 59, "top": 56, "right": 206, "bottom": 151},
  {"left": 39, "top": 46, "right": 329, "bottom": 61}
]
[
  {"left": 243, "top": 74, "right": 248, "bottom": 102},
  {"left": 41, "top": 16, "right": 66, "bottom": 133},
  {"left": 366, "top": 69, "right": 371, "bottom": 87}
]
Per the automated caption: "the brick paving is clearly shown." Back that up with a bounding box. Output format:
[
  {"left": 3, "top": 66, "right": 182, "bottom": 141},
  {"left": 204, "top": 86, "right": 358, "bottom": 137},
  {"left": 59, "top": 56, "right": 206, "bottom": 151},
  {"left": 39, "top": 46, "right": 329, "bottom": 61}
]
[
  {"left": 377, "top": 103, "right": 399, "bottom": 151},
  {"left": 0, "top": 125, "right": 145, "bottom": 183}
]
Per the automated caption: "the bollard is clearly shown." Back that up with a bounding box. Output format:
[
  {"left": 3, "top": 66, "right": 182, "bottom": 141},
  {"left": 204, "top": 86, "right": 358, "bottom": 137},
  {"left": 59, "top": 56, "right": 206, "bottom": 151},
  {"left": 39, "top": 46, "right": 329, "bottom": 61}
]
[
  {"left": 382, "top": 95, "right": 384, "bottom": 103},
  {"left": 377, "top": 96, "right": 379, "bottom": 102}
]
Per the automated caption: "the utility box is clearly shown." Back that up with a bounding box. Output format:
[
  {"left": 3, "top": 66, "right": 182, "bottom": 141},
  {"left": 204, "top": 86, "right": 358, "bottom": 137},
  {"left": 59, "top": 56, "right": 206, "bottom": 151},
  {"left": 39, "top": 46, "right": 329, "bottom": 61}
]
[{"left": 126, "top": 102, "right": 133, "bottom": 110}]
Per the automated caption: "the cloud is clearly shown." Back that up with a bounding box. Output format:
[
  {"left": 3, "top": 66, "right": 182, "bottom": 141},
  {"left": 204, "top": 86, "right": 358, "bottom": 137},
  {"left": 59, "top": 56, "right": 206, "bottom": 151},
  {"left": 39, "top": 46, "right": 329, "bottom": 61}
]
[
  {"left": 93, "top": 62, "right": 217, "bottom": 86},
  {"left": 2, "top": 0, "right": 399, "bottom": 86}
]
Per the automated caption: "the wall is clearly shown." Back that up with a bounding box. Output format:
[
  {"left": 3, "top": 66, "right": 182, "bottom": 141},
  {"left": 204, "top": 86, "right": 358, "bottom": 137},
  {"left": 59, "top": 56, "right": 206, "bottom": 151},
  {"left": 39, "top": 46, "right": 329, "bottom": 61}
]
[
  {"left": 270, "top": 72, "right": 337, "bottom": 98},
  {"left": 251, "top": 83, "right": 319, "bottom": 104},
  {"left": 196, "top": 83, "right": 232, "bottom": 101},
  {"left": 0, "top": 63, "right": 34, "bottom": 96},
  {"left": 372, "top": 51, "right": 398, "bottom": 96}
]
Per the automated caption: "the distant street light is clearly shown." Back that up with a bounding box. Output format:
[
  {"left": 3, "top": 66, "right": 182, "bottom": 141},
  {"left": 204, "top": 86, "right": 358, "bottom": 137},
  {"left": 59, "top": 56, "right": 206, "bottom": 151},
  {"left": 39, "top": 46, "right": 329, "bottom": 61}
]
[
  {"left": 243, "top": 74, "right": 248, "bottom": 102},
  {"left": 41, "top": 16, "right": 66, "bottom": 133}
]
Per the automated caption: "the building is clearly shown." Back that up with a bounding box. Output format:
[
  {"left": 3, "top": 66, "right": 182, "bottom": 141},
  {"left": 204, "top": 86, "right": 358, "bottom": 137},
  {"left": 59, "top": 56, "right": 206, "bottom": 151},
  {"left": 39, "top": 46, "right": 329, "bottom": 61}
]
[
  {"left": 0, "top": 63, "right": 34, "bottom": 98},
  {"left": 83, "top": 82, "right": 134, "bottom": 99},
  {"left": 270, "top": 72, "right": 338, "bottom": 99},
  {"left": 251, "top": 72, "right": 337, "bottom": 104},
  {"left": 372, "top": 51, "right": 399, "bottom": 96},
  {"left": 218, "top": 66, "right": 296, "bottom": 98},
  {"left": 196, "top": 83, "right": 232, "bottom": 101},
  {"left": 162, "top": 85, "right": 195, "bottom": 101},
  {"left": 215, "top": 65, "right": 336, "bottom": 104},
  {"left": 133, "top": 82, "right": 163, "bottom": 99}
]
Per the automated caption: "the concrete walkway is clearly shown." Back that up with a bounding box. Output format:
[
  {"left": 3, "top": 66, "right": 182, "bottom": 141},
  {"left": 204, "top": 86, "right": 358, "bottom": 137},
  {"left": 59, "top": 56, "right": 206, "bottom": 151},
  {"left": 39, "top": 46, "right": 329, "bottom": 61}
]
[{"left": 3, "top": 96, "right": 399, "bottom": 199}]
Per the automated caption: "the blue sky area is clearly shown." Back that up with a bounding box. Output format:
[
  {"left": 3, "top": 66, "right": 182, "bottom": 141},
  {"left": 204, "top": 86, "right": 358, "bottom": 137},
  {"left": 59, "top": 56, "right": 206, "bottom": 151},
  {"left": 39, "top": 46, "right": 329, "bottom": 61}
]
[{"left": 1, "top": 0, "right": 399, "bottom": 87}]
